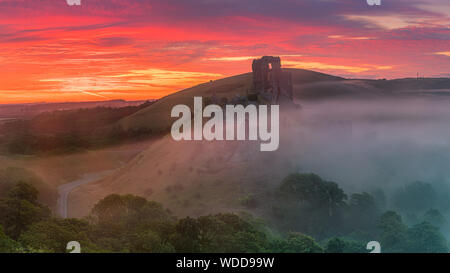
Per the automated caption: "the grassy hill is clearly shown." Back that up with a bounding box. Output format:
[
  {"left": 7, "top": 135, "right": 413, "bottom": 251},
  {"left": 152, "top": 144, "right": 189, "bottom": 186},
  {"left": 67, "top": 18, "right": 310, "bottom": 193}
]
[
  {"left": 68, "top": 134, "right": 296, "bottom": 218},
  {"left": 118, "top": 68, "right": 450, "bottom": 133},
  {"left": 118, "top": 69, "right": 344, "bottom": 132}
]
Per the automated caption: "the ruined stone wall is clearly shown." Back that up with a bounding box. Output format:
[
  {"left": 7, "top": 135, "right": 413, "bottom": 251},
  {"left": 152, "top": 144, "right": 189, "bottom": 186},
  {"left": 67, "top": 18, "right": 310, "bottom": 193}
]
[{"left": 252, "top": 56, "right": 293, "bottom": 103}]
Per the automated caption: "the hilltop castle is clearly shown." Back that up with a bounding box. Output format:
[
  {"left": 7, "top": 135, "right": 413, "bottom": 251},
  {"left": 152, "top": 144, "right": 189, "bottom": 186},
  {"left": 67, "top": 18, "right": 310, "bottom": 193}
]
[{"left": 251, "top": 56, "right": 294, "bottom": 104}]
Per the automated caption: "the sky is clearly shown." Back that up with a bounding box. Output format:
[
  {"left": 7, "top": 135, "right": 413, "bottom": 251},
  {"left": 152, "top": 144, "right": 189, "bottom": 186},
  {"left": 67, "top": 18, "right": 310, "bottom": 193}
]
[{"left": 0, "top": 0, "right": 449, "bottom": 103}]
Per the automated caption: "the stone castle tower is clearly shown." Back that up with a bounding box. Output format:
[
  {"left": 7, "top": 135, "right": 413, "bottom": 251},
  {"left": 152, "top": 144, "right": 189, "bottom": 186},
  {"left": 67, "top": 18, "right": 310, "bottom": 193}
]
[{"left": 251, "top": 56, "right": 293, "bottom": 104}]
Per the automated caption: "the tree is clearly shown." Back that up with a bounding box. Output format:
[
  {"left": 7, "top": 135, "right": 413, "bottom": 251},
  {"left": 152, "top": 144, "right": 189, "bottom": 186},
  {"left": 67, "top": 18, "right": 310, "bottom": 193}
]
[
  {"left": 349, "top": 192, "right": 377, "bottom": 211},
  {"left": 271, "top": 233, "right": 323, "bottom": 253},
  {"left": 278, "top": 173, "right": 347, "bottom": 216},
  {"left": 19, "top": 218, "right": 94, "bottom": 253},
  {"left": 423, "top": 209, "right": 447, "bottom": 229},
  {"left": 325, "top": 237, "right": 346, "bottom": 253},
  {"left": 89, "top": 194, "right": 174, "bottom": 252},
  {"left": 275, "top": 173, "right": 347, "bottom": 236},
  {"left": 126, "top": 230, "right": 175, "bottom": 253},
  {"left": 170, "top": 217, "right": 201, "bottom": 253},
  {"left": 91, "top": 194, "right": 172, "bottom": 226},
  {"left": 0, "top": 225, "right": 21, "bottom": 253},
  {"left": 170, "top": 214, "right": 269, "bottom": 253},
  {"left": 378, "top": 211, "right": 407, "bottom": 252},
  {"left": 405, "top": 222, "right": 448, "bottom": 253},
  {"left": 347, "top": 192, "right": 379, "bottom": 231},
  {"left": 325, "top": 237, "right": 366, "bottom": 253},
  {"left": 0, "top": 183, "right": 51, "bottom": 239},
  {"left": 0, "top": 167, "right": 57, "bottom": 206},
  {"left": 8, "top": 182, "right": 38, "bottom": 204}
]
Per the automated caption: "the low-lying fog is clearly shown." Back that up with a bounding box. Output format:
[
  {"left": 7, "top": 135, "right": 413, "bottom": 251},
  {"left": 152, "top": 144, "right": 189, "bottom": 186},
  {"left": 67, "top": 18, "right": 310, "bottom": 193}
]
[{"left": 281, "top": 97, "right": 450, "bottom": 209}]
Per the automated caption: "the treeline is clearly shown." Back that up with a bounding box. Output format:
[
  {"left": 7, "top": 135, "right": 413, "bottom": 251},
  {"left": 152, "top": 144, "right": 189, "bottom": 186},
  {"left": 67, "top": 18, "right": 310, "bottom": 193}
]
[
  {"left": 0, "top": 101, "right": 157, "bottom": 155},
  {"left": 0, "top": 183, "right": 323, "bottom": 253},
  {"left": 244, "top": 173, "right": 449, "bottom": 253},
  {"left": 0, "top": 175, "right": 448, "bottom": 253},
  {"left": 0, "top": 167, "right": 56, "bottom": 208}
]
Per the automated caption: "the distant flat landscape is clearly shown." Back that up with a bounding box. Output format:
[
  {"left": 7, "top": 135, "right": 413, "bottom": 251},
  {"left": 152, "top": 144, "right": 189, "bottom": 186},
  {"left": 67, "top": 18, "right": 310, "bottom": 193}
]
[{"left": 0, "top": 99, "right": 153, "bottom": 120}]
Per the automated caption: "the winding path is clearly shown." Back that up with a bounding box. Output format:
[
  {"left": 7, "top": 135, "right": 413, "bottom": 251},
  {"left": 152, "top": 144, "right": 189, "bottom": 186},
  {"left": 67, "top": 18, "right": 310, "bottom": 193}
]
[{"left": 57, "top": 170, "right": 114, "bottom": 218}]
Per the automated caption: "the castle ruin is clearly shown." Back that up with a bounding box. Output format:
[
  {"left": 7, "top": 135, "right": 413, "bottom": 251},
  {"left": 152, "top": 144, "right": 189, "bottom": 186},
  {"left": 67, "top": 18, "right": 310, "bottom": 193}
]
[{"left": 251, "top": 56, "right": 293, "bottom": 104}]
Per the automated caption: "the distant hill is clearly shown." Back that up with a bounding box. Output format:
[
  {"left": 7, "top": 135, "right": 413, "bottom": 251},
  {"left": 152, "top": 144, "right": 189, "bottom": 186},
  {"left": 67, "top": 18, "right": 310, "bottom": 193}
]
[
  {"left": 0, "top": 101, "right": 156, "bottom": 155},
  {"left": 0, "top": 99, "right": 151, "bottom": 120}
]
